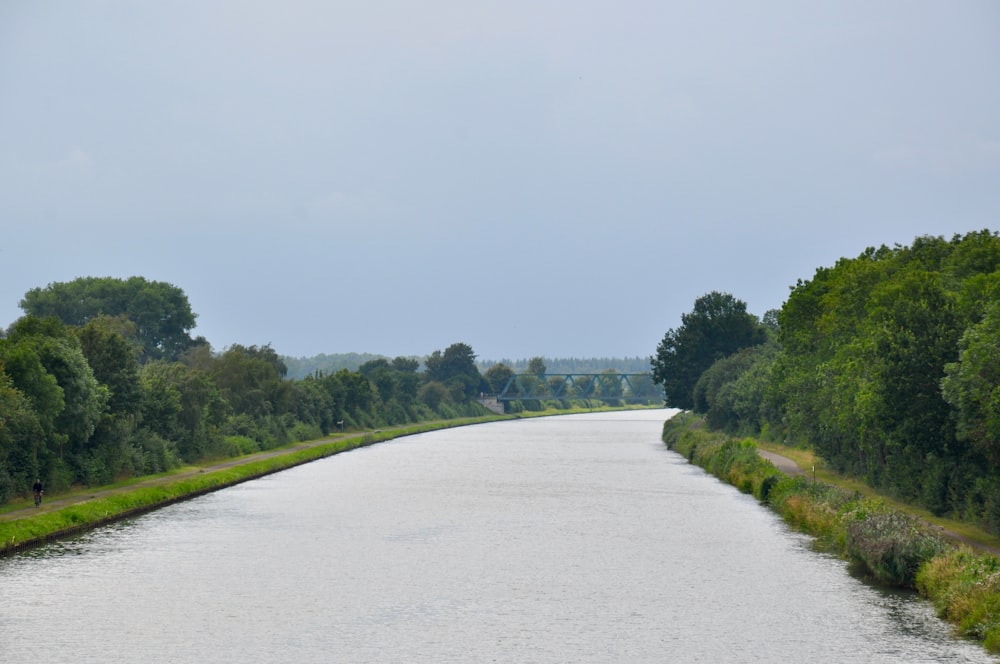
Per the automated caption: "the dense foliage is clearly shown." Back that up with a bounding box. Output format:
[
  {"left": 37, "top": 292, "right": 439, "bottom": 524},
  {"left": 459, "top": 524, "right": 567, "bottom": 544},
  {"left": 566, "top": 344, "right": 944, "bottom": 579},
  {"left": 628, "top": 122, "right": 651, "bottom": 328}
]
[
  {"left": 771, "top": 231, "right": 1000, "bottom": 528},
  {"left": 21, "top": 276, "right": 201, "bottom": 362},
  {"left": 0, "top": 277, "right": 508, "bottom": 504},
  {"left": 1, "top": 276, "right": 647, "bottom": 505},
  {"left": 651, "top": 291, "right": 768, "bottom": 409},
  {"left": 655, "top": 231, "right": 1000, "bottom": 534}
]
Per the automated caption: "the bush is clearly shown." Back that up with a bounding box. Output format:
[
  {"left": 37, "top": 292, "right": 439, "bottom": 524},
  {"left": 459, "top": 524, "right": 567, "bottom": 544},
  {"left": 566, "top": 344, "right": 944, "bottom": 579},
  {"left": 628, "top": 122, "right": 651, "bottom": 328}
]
[
  {"left": 134, "top": 429, "right": 181, "bottom": 474},
  {"left": 221, "top": 435, "right": 260, "bottom": 457},
  {"left": 844, "top": 508, "right": 948, "bottom": 587},
  {"left": 916, "top": 548, "right": 1000, "bottom": 649},
  {"left": 288, "top": 422, "right": 322, "bottom": 443}
]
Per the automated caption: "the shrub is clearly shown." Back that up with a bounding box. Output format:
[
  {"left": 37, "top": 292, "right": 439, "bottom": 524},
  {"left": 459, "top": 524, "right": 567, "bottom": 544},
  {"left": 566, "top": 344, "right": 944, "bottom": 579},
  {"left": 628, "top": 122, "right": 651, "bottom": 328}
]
[
  {"left": 288, "top": 422, "right": 322, "bottom": 443},
  {"left": 917, "top": 548, "right": 1000, "bottom": 649},
  {"left": 221, "top": 435, "right": 260, "bottom": 457},
  {"left": 843, "top": 505, "right": 948, "bottom": 587}
]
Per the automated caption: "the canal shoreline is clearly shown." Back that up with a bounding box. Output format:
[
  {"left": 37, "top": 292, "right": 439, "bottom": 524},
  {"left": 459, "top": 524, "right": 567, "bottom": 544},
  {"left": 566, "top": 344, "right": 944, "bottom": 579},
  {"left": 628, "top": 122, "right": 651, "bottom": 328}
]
[
  {"left": 663, "top": 412, "right": 1000, "bottom": 654},
  {"left": 0, "top": 415, "right": 508, "bottom": 555},
  {"left": 2, "top": 405, "right": 664, "bottom": 556}
]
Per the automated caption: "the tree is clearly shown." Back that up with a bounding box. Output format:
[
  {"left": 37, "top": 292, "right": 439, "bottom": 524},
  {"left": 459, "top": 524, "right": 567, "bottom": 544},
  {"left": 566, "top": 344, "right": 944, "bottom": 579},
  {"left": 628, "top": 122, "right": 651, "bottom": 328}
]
[
  {"left": 212, "top": 344, "right": 291, "bottom": 421},
  {"left": 484, "top": 363, "right": 515, "bottom": 395},
  {"left": 76, "top": 316, "right": 142, "bottom": 417},
  {"left": 139, "top": 361, "right": 183, "bottom": 443},
  {"left": 4, "top": 317, "right": 107, "bottom": 456},
  {"left": 20, "top": 276, "right": 199, "bottom": 362},
  {"left": 942, "top": 301, "right": 1000, "bottom": 461},
  {"left": 360, "top": 358, "right": 400, "bottom": 405},
  {"left": 652, "top": 292, "right": 767, "bottom": 409},
  {"left": 624, "top": 373, "right": 661, "bottom": 401},
  {"left": 693, "top": 343, "right": 777, "bottom": 432},
  {"left": 74, "top": 316, "right": 146, "bottom": 484},
  {"left": 762, "top": 232, "right": 1000, "bottom": 523},
  {"left": 391, "top": 356, "right": 421, "bottom": 405},
  {"left": 0, "top": 330, "right": 65, "bottom": 442},
  {"left": 0, "top": 316, "right": 110, "bottom": 487},
  {"left": 597, "top": 369, "right": 623, "bottom": 405},
  {"left": 320, "top": 369, "right": 378, "bottom": 423},
  {"left": 0, "top": 367, "right": 46, "bottom": 501},
  {"left": 424, "top": 342, "right": 484, "bottom": 399},
  {"left": 527, "top": 357, "right": 547, "bottom": 375},
  {"left": 139, "top": 361, "right": 226, "bottom": 461},
  {"left": 418, "top": 381, "right": 449, "bottom": 410}
]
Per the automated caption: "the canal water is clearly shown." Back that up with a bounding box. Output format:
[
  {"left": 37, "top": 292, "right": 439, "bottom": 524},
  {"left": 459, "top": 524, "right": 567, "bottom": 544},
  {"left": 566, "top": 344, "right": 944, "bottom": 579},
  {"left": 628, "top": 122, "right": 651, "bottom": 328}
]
[{"left": 1, "top": 410, "right": 995, "bottom": 663}]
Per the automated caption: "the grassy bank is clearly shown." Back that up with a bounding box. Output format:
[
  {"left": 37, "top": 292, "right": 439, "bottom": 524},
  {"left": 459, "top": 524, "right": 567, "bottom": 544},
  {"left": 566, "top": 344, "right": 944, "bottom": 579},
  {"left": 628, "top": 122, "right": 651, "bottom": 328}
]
[
  {"left": 1, "top": 403, "right": 655, "bottom": 556},
  {"left": 663, "top": 412, "right": 1000, "bottom": 651},
  {"left": 0, "top": 415, "right": 506, "bottom": 555}
]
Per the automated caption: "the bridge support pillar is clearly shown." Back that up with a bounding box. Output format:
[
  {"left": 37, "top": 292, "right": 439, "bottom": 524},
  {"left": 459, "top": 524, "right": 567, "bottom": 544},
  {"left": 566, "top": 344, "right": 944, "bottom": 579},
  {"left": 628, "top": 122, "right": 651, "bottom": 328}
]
[{"left": 476, "top": 396, "right": 505, "bottom": 415}]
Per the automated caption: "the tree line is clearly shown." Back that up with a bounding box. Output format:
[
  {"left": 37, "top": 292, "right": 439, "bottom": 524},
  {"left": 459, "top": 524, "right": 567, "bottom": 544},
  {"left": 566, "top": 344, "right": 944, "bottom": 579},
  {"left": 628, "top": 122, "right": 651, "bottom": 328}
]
[
  {"left": 282, "top": 353, "right": 652, "bottom": 381},
  {"left": 0, "top": 277, "right": 506, "bottom": 503},
  {"left": 651, "top": 230, "right": 1000, "bottom": 533}
]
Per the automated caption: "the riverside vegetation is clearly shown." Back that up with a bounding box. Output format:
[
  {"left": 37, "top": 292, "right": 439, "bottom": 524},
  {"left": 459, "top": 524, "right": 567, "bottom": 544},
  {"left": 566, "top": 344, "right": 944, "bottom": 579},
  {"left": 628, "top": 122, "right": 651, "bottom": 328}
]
[
  {"left": 664, "top": 412, "right": 1000, "bottom": 651},
  {"left": 0, "top": 417, "right": 494, "bottom": 554},
  {"left": 652, "top": 231, "right": 1000, "bottom": 535},
  {"left": 1, "top": 403, "right": 657, "bottom": 556},
  {"left": 649, "top": 231, "right": 1000, "bottom": 651},
  {"left": 0, "top": 276, "right": 654, "bottom": 511}
]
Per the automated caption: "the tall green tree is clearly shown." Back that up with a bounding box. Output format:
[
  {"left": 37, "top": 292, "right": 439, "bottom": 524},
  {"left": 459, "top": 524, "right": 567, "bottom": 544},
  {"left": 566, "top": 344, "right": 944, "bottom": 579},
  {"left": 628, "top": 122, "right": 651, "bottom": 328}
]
[
  {"left": 693, "top": 342, "right": 778, "bottom": 433},
  {"left": 391, "top": 356, "right": 421, "bottom": 405},
  {"left": 1, "top": 316, "right": 107, "bottom": 485},
  {"left": 484, "top": 363, "right": 515, "bottom": 395},
  {"left": 424, "top": 342, "right": 484, "bottom": 399},
  {"left": 0, "top": 368, "right": 45, "bottom": 501},
  {"left": 140, "top": 361, "right": 226, "bottom": 461},
  {"left": 20, "top": 276, "right": 199, "bottom": 362},
  {"left": 943, "top": 300, "right": 1000, "bottom": 463},
  {"left": 76, "top": 316, "right": 142, "bottom": 417},
  {"left": 652, "top": 292, "right": 767, "bottom": 409},
  {"left": 212, "top": 344, "right": 291, "bottom": 420},
  {"left": 764, "top": 231, "right": 1000, "bottom": 524}
]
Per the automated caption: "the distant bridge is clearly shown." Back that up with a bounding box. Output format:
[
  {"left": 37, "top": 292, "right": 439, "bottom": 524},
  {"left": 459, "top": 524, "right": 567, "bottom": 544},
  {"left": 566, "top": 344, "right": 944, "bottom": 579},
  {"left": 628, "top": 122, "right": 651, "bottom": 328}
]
[{"left": 497, "top": 373, "right": 663, "bottom": 403}]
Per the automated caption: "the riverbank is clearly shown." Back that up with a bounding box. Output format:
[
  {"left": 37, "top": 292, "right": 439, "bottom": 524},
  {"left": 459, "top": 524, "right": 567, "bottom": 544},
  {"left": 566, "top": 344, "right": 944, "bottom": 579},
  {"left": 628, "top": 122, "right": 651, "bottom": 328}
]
[
  {"left": 0, "top": 415, "right": 506, "bottom": 555},
  {"left": 663, "top": 412, "right": 1000, "bottom": 652},
  {"left": 1, "top": 403, "right": 661, "bottom": 556}
]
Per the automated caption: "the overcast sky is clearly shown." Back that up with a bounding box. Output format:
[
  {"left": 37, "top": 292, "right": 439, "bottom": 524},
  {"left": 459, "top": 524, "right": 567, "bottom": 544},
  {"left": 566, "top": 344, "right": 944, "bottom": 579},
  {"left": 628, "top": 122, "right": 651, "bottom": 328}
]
[{"left": 1, "top": 2, "right": 998, "bottom": 362}]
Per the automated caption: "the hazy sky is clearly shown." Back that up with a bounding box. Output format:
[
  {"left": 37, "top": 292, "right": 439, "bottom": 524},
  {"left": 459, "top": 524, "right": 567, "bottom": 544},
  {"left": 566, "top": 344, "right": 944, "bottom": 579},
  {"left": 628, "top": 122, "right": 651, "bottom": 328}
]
[{"left": 2, "top": 2, "right": 998, "bottom": 362}]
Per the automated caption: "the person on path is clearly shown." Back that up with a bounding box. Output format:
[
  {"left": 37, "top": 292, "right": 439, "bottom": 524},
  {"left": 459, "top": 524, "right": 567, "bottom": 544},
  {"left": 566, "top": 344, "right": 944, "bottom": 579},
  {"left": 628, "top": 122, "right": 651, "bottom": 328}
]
[{"left": 32, "top": 479, "right": 43, "bottom": 507}]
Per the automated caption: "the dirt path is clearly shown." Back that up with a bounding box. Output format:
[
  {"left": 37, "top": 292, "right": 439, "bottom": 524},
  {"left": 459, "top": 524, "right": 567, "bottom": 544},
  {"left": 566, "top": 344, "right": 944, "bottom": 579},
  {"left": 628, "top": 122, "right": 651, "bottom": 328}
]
[
  {"left": 756, "top": 447, "right": 1000, "bottom": 558},
  {"left": 758, "top": 449, "right": 805, "bottom": 477}
]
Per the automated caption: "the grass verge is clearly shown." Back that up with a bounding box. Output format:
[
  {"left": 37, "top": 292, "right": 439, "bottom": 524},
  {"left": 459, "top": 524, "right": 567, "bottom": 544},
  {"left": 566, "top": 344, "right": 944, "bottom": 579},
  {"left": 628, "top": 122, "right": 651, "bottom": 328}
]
[
  {"left": 0, "top": 415, "right": 504, "bottom": 555},
  {"left": 663, "top": 412, "right": 1000, "bottom": 652},
  {"left": 1, "top": 404, "right": 655, "bottom": 555}
]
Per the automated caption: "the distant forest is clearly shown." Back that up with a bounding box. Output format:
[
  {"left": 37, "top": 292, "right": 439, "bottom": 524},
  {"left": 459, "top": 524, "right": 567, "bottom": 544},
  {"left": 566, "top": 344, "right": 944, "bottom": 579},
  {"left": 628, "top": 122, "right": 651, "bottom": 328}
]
[{"left": 283, "top": 354, "right": 652, "bottom": 381}]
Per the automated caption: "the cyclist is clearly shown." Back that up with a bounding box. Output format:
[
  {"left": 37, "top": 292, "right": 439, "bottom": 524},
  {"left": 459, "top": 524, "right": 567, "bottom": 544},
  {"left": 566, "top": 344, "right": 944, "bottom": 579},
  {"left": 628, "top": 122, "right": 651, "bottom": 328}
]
[{"left": 32, "top": 478, "right": 43, "bottom": 507}]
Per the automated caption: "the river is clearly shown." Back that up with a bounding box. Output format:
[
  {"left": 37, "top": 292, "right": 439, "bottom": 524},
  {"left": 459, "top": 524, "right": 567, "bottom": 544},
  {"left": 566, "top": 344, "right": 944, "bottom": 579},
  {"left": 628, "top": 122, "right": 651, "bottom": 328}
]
[{"left": 1, "top": 410, "right": 995, "bottom": 663}]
